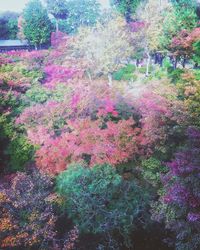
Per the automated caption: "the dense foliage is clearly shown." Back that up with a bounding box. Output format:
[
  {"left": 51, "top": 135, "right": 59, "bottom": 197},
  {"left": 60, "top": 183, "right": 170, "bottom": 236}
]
[
  {"left": 57, "top": 163, "right": 150, "bottom": 247},
  {"left": 23, "top": 0, "right": 53, "bottom": 48},
  {"left": 46, "top": 0, "right": 100, "bottom": 34},
  {"left": 0, "top": 11, "right": 19, "bottom": 39},
  {"left": 152, "top": 127, "right": 200, "bottom": 250},
  {"left": 0, "top": 169, "right": 56, "bottom": 248}
]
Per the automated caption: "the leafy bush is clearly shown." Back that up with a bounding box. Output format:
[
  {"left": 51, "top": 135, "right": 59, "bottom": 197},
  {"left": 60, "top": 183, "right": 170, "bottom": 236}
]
[
  {"left": 57, "top": 163, "right": 150, "bottom": 246},
  {"left": 25, "top": 84, "right": 51, "bottom": 103},
  {"left": 36, "top": 117, "right": 141, "bottom": 175},
  {"left": 21, "top": 68, "right": 44, "bottom": 82},
  {"left": 0, "top": 169, "right": 57, "bottom": 249},
  {"left": 167, "top": 67, "right": 184, "bottom": 83},
  {"left": 177, "top": 71, "right": 200, "bottom": 127},
  {"left": 138, "top": 65, "right": 153, "bottom": 74},
  {"left": 152, "top": 127, "right": 200, "bottom": 250},
  {"left": 0, "top": 89, "right": 34, "bottom": 173},
  {"left": 6, "top": 136, "right": 35, "bottom": 172},
  {"left": 141, "top": 157, "right": 167, "bottom": 187},
  {"left": 113, "top": 64, "right": 136, "bottom": 81}
]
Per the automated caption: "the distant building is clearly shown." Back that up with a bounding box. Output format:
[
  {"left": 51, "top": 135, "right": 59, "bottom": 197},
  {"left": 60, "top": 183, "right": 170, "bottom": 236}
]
[{"left": 0, "top": 40, "right": 33, "bottom": 52}]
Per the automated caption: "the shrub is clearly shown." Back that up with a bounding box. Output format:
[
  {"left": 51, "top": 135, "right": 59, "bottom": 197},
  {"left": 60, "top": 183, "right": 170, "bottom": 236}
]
[
  {"left": 141, "top": 157, "right": 167, "bottom": 187},
  {"left": 57, "top": 163, "right": 150, "bottom": 246},
  {"left": 6, "top": 136, "right": 35, "bottom": 172},
  {"left": 138, "top": 65, "right": 153, "bottom": 74},
  {"left": 167, "top": 67, "right": 184, "bottom": 83},
  {"left": 177, "top": 71, "right": 200, "bottom": 127},
  {"left": 113, "top": 64, "right": 136, "bottom": 81},
  {"left": 25, "top": 84, "right": 51, "bottom": 103},
  {"left": 36, "top": 117, "right": 141, "bottom": 175},
  {"left": 0, "top": 169, "right": 57, "bottom": 249},
  {"left": 152, "top": 127, "right": 200, "bottom": 250},
  {"left": 44, "top": 65, "right": 81, "bottom": 89},
  {"left": 136, "top": 90, "right": 187, "bottom": 157}
]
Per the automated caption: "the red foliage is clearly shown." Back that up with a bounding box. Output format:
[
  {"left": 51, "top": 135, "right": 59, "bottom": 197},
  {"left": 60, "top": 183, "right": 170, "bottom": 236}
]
[
  {"left": 44, "top": 65, "right": 80, "bottom": 88},
  {"left": 136, "top": 91, "right": 187, "bottom": 154},
  {"left": 171, "top": 27, "right": 200, "bottom": 58},
  {"left": 51, "top": 31, "right": 68, "bottom": 48},
  {"left": 36, "top": 117, "right": 140, "bottom": 175}
]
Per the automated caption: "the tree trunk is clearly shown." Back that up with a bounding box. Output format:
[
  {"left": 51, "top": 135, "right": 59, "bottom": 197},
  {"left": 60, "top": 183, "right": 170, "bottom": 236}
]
[
  {"left": 182, "top": 56, "right": 186, "bottom": 68},
  {"left": 56, "top": 19, "right": 59, "bottom": 33},
  {"left": 136, "top": 59, "right": 139, "bottom": 67},
  {"left": 173, "top": 57, "right": 177, "bottom": 69},
  {"left": 86, "top": 70, "right": 92, "bottom": 83},
  {"left": 154, "top": 53, "right": 158, "bottom": 64},
  {"left": 108, "top": 73, "right": 112, "bottom": 86},
  {"left": 159, "top": 54, "right": 164, "bottom": 67},
  {"left": 146, "top": 52, "right": 150, "bottom": 77}
]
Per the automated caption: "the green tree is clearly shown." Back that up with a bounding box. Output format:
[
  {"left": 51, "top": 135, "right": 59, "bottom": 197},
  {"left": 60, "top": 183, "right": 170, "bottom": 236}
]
[
  {"left": 60, "top": 0, "right": 100, "bottom": 34},
  {"left": 45, "top": 0, "right": 68, "bottom": 32},
  {"left": 160, "top": 0, "right": 198, "bottom": 50},
  {"left": 110, "top": 0, "right": 142, "bottom": 21},
  {"left": 0, "top": 11, "right": 19, "bottom": 39},
  {"left": 57, "top": 163, "right": 150, "bottom": 247},
  {"left": 193, "top": 40, "right": 200, "bottom": 66},
  {"left": 23, "top": 0, "right": 53, "bottom": 49},
  {"left": 134, "top": 0, "right": 173, "bottom": 75}
]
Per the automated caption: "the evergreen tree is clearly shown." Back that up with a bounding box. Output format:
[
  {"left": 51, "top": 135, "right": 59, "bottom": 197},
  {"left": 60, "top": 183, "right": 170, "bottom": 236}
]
[{"left": 23, "top": 0, "right": 53, "bottom": 49}]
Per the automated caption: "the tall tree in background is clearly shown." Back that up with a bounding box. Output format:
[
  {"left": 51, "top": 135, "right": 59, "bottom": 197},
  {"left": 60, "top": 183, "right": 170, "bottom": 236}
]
[
  {"left": 160, "top": 0, "right": 198, "bottom": 50},
  {"left": 23, "top": 0, "right": 53, "bottom": 49},
  {"left": 133, "top": 0, "right": 172, "bottom": 75},
  {"left": 46, "top": 0, "right": 100, "bottom": 34},
  {"left": 110, "top": 0, "right": 142, "bottom": 22},
  {"left": 61, "top": 0, "right": 100, "bottom": 34},
  {"left": 72, "top": 14, "right": 132, "bottom": 82},
  {"left": 173, "top": 0, "right": 198, "bottom": 30},
  {"left": 0, "top": 12, "right": 19, "bottom": 39},
  {"left": 45, "top": 0, "right": 68, "bottom": 32}
]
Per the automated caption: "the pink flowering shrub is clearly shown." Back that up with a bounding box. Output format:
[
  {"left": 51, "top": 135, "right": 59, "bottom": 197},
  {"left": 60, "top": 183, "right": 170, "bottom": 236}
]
[{"left": 44, "top": 65, "right": 79, "bottom": 88}]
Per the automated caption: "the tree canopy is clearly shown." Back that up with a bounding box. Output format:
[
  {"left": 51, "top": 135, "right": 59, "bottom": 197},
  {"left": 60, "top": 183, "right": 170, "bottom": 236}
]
[{"left": 23, "top": 0, "right": 53, "bottom": 48}]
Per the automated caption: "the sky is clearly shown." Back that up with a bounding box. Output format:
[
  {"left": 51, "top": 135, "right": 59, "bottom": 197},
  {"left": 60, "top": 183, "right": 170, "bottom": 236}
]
[{"left": 0, "top": 0, "right": 110, "bottom": 12}]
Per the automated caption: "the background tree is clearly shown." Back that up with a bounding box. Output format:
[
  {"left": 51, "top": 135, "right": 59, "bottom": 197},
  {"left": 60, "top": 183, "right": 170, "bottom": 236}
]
[
  {"left": 133, "top": 0, "right": 173, "bottom": 75},
  {"left": 59, "top": 0, "right": 100, "bottom": 34},
  {"left": 17, "top": 15, "right": 26, "bottom": 40},
  {"left": 45, "top": 0, "right": 68, "bottom": 32},
  {"left": 110, "top": 0, "right": 142, "bottom": 22},
  {"left": 170, "top": 27, "right": 200, "bottom": 67},
  {"left": 22, "top": 0, "right": 53, "bottom": 49},
  {"left": 72, "top": 14, "right": 132, "bottom": 80},
  {"left": 0, "top": 11, "right": 19, "bottom": 39},
  {"left": 160, "top": 0, "right": 198, "bottom": 51}
]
